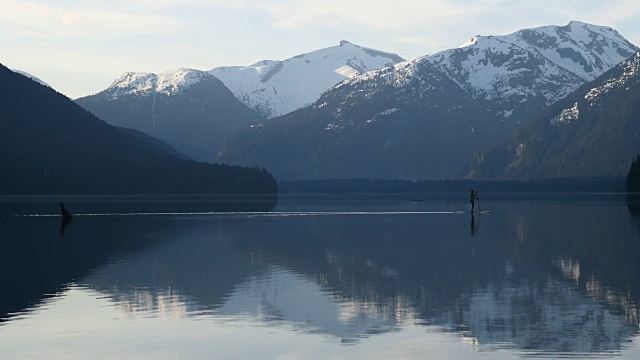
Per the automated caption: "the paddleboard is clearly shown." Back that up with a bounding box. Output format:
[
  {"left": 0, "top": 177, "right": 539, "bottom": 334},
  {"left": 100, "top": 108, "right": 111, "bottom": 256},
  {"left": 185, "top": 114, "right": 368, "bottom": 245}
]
[{"left": 454, "top": 210, "right": 491, "bottom": 214}]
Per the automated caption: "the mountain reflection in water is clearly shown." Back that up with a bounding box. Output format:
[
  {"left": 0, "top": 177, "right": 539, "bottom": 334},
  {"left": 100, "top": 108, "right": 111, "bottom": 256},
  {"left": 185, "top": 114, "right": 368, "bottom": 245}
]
[{"left": 1, "top": 195, "right": 640, "bottom": 358}]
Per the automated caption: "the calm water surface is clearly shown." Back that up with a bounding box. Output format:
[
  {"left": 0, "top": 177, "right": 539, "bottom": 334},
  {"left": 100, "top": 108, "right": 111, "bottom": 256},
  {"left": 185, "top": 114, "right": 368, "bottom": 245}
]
[{"left": 2, "top": 194, "right": 640, "bottom": 359}]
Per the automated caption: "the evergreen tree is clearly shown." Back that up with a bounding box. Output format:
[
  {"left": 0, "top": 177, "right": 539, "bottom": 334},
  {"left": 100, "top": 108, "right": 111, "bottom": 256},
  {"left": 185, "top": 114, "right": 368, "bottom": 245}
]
[{"left": 627, "top": 155, "right": 640, "bottom": 192}]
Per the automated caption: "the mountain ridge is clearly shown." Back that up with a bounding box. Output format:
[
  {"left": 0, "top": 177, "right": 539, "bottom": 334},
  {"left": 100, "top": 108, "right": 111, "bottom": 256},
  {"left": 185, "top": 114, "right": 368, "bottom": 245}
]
[
  {"left": 0, "top": 63, "right": 277, "bottom": 194},
  {"left": 463, "top": 51, "right": 640, "bottom": 180},
  {"left": 12, "top": 69, "right": 51, "bottom": 88},
  {"left": 210, "top": 40, "right": 405, "bottom": 118},
  {"left": 218, "top": 21, "right": 638, "bottom": 181},
  {"left": 76, "top": 68, "right": 262, "bottom": 162},
  {"left": 104, "top": 68, "right": 214, "bottom": 97}
]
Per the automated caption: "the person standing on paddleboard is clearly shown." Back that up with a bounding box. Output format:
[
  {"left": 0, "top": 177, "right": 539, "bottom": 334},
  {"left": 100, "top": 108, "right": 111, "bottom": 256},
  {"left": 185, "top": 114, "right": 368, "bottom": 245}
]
[{"left": 470, "top": 189, "right": 479, "bottom": 212}]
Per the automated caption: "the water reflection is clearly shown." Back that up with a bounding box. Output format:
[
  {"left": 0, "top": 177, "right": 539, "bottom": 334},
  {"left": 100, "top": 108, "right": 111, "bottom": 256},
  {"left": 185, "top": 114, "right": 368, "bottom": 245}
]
[
  {"left": 2, "top": 196, "right": 640, "bottom": 358},
  {"left": 87, "top": 201, "right": 640, "bottom": 353},
  {"left": 470, "top": 213, "right": 476, "bottom": 237},
  {"left": 628, "top": 194, "right": 640, "bottom": 217},
  {"left": 60, "top": 217, "right": 72, "bottom": 237},
  {"left": 0, "top": 196, "right": 277, "bottom": 324}
]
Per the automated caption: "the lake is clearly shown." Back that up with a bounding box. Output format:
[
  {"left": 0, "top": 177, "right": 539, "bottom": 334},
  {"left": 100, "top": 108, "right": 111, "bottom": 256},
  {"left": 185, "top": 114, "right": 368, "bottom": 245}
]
[{"left": 1, "top": 194, "right": 640, "bottom": 359}]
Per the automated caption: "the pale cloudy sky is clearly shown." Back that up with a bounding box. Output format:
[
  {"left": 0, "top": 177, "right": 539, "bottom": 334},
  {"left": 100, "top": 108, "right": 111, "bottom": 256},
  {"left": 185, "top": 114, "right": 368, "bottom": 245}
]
[{"left": 2, "top": 0, "right": 639, "bottom": 98}]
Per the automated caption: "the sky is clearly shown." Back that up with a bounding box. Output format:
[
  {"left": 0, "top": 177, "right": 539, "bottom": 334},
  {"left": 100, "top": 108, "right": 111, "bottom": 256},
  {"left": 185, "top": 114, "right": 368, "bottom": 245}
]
[{"left": 2, "top": 0, "right": 640, "bottom": 99}]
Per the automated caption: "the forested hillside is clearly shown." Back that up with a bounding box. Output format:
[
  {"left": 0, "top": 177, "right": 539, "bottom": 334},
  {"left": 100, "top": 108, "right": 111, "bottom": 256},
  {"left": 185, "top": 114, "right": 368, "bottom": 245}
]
[{"left": 0, "top": 64, "right": 277, "bottom": 195}]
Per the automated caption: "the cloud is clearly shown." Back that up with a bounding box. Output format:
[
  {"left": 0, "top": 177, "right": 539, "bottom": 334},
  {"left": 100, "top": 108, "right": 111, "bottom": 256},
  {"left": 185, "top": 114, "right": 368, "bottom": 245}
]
[
  {"left": 196, "top": 0, "right": 640, "bottom": 44},
  {"left": 9, "top": 0, "right": 637, "bottom": 42},
  {"left": 0, "top": 1, "right": 183, "bottom": 39},
  {"left": 247, "top": 0, "right": 481, "bottom": 30},
  {"left": 549, "top": 0, "right": 640, "bottom": 24},
  {"left": 101, "top": 0, "right": 481, "bottom": 30},
  {"left": 168, "top": 0, "right": 640, "bottom": 34}
]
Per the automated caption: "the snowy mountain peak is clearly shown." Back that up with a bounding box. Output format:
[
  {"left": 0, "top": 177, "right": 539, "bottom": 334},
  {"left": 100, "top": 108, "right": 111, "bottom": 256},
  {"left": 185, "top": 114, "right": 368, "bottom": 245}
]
[
  {"left": 108, "top": 72, "right": 157, "bottom": 96},
  {"left": 341, "top": 21, "right": 637, "bottom": 109},
  {"left": 12, "top": 69, "right": 51, "bottom": 88},
  {"left": 218, "top": 22, "right": 639, "bottom": 182},
  {"left": 510, "top": 22, "right": 635, "bottom": 79},
  {"left": 210, "top": 41, "right": 405, "bottom": 118},
  {"left": 105, "top": 68, "right": 213, "bottom": 98},
  {"left": 566, "top": 20, "right": 610, "bottom": 31},
  {"left": 156, "top": 68, "right": 212, "bottom": 95}
]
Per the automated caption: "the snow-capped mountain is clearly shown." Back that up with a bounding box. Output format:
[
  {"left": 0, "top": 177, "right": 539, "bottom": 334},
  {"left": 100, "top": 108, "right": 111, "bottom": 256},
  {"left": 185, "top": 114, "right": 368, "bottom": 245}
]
[
  {"left": 210, "top": 40, "right": 405, "bottom": 118},
  {"left": 104, "top": 68, "right": 214, "bottom": 97},
  {"left": 76, "top": 68, "right": 261, "bottom": 162},
  {"left": 12, "top": 69, "right": 51, "bottom": 88},
  {"left": 337, "top": 21, "right": 636, "bottom": 121},
  {"left": 218, "top": 22, "right": 638, "bottom": 181},
  {"left": 465, "top": 51, "right": 640, "bottom": 180}
]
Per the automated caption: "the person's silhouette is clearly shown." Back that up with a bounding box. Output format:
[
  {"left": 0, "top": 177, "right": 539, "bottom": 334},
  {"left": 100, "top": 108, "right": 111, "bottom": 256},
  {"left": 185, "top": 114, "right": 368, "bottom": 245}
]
[{"left": 470, "top": 189, "right": 479, "bottom": 212}]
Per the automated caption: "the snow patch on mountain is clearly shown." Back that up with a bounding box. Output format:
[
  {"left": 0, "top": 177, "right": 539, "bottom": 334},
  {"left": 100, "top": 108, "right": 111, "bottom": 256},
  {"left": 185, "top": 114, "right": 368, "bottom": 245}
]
[
  {"left": 335, "top": 64, "right": 361, "bottom": 78},
  {"left": 460, "top": 36, "right": 480, "bottom": 48},
  {"left": 12, "top": 69, "right": 51, "bottom": 88},
  {"left": 551, "top": 102, "right": 580, "bottom": 126},
  {"left": 514, "top": 21, "right": 633, "bottom": 81},
  {"left": 156, "top": 69, "right": 211, "bottom": 95},
  {"left": 210, "top": 41, "right": 405, "bottom": 118},
  {"left": 106, "top": 68, "right": 213, "bottom": 98},
  {"left": 585, "top": 52, "right": 640, "bottom": 105},
  {"left": 366, "top": 108, "right": 400, "bottom": 124},
  {"left": 108, "top": 72, "right": 157, "bottom": 97}
]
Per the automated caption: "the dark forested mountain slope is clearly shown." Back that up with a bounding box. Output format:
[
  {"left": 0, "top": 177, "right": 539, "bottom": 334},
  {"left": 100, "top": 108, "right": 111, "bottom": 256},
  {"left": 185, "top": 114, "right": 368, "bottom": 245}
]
[
  {"left": 218, "top": 22, "right": 638, "bottom": 181},
  {"left": 11, "top": 69, "right": 51, "bottom": 88},
  {"left": 464, "top": 52, "right": 640, "bottom": 180},
  {"left": 0, "top": 64, "right": 277, "bottom": 195},
  {"left": 75, "top": 69, "right": 262, "bottom": 162}
]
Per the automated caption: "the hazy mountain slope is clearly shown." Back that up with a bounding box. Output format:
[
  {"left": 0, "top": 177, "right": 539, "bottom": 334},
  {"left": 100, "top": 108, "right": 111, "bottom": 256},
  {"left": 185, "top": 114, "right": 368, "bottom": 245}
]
[
  {"left": 464, "top": 52, "right": 640, "bottom": 180},
  {"left": 210, "top": 41, "right": 405, "bottom": 118},
  {"left": 219, "top": 62, "right": 479, "bottom": 180},
  {"left": 219, "top": 22, "right": 638, "bottom": 181},
  {"left": 76, "top": 68, "right": 262, "bottom": 162},
  {"left": 116, "top": 127, "right": 188, "bottom": 160},
  {"left": 0, "top": 63, "right": 277, "bottom": 195}
]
